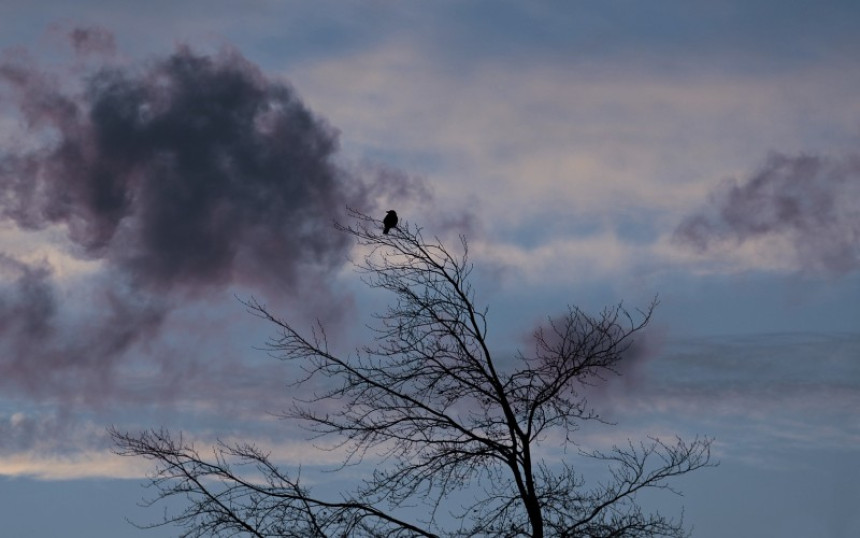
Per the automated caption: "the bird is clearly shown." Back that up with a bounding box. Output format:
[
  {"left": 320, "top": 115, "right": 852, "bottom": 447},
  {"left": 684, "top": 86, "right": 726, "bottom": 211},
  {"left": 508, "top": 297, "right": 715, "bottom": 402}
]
[{"left": 382, "top": 210, "right": 398, "bottom": 234}]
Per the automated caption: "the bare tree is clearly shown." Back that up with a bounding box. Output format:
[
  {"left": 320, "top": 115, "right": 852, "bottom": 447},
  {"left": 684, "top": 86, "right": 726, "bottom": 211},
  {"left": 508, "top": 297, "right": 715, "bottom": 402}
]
[{"left": 112, "top": 209, "right": 713, "bottom": 537}]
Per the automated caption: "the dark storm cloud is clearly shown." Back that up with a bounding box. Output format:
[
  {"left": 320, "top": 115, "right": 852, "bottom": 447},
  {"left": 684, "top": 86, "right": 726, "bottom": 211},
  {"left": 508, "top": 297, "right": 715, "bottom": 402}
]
[
  {"left": 0, "top": 28, "right": 431, "bottom": 405},
  {"left": 675, "top": 152, "right": 860, "bottom": 273},
  {"left": 1, "top": 41, "right": 361, "bottom": 292}
]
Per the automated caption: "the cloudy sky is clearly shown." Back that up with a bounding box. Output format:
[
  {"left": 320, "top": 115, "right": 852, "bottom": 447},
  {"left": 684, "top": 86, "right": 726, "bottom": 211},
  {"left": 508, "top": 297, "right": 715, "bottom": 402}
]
[{"left": 1, "top": 1, "right": 858, "bottom": 536}]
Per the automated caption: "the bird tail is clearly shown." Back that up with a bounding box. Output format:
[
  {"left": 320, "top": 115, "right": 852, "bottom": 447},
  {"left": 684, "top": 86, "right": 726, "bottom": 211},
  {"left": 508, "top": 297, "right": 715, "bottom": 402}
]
[{"left": 383, "top": 227, "right": 390, "bottom": 235}]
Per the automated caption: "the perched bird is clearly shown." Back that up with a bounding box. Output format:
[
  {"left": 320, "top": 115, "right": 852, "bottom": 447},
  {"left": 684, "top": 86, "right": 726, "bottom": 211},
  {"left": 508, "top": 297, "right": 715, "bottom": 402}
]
[{"left": 383, "top": 210, "right": 398, "bottom": 234}]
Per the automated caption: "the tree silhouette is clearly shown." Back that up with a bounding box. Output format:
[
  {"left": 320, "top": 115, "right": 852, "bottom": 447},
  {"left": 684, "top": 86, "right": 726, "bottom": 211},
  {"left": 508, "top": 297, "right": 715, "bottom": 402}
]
[{"left": 112, "top": 209, "right": 713, "bottom": 538}]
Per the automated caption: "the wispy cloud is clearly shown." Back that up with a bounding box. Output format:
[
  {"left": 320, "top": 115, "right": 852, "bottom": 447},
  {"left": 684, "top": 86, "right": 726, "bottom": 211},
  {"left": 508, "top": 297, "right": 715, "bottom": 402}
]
[
  {"left": 675, "top": 152, "right": 860, "bottom": 274},
  {"left": 0, "top": 404, "right": 378, "bottom": 480},
  {"left": 602, "top": 332, "right": 860, "bottom": 460},
  {"left": 292, "top": 40, "right": 860, "bottom": 226},
  {"left": 0, "top": 255, "right": 165, "bottom": 404}
]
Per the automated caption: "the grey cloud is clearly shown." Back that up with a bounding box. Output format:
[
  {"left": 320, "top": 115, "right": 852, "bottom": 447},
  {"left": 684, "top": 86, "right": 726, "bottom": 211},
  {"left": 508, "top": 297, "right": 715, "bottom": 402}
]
[
  {"left": 582, "top": 324, "right": 666, "bottom": 414},
  {"left": 674, "top": 152, "right": 860, "bottom": 273},
  {"left": 520, "top": 308, "right": 665, "bottom": 408},
  {"left": 67, "top": 26, "right": 116, "bottom": 57},
  {"left": 1, "top": 43, "right": 357, "bottom": 293},
  {"left": 0, "top": 256, "right": 166, "bottom": 404},
  {"left": 0, "top": 28, "right": 435, "bottom": 407},
  {"left": 351, "top": 162, "right": 482, "bottom": 238},
  {"left": 0, "top": 254, "right": 56, "bottom": 341}
]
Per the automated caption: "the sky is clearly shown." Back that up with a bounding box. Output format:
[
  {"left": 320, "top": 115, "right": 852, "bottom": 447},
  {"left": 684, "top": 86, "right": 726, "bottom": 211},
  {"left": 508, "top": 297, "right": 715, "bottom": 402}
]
[{"left": 0, "top": 1, "right": 858, "bottom": 536}]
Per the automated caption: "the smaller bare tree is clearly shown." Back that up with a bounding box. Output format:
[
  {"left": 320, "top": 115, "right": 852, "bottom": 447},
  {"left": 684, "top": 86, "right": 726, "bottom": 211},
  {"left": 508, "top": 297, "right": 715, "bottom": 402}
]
[{"left": 112, "top": 209, "right": 712, "bottom": 537}]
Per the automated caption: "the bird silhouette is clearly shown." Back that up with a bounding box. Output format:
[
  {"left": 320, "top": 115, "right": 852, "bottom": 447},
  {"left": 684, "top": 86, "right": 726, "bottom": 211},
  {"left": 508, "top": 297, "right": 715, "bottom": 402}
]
[{"left": 383, "top": 210, "right": 398, "bottom": 234}]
